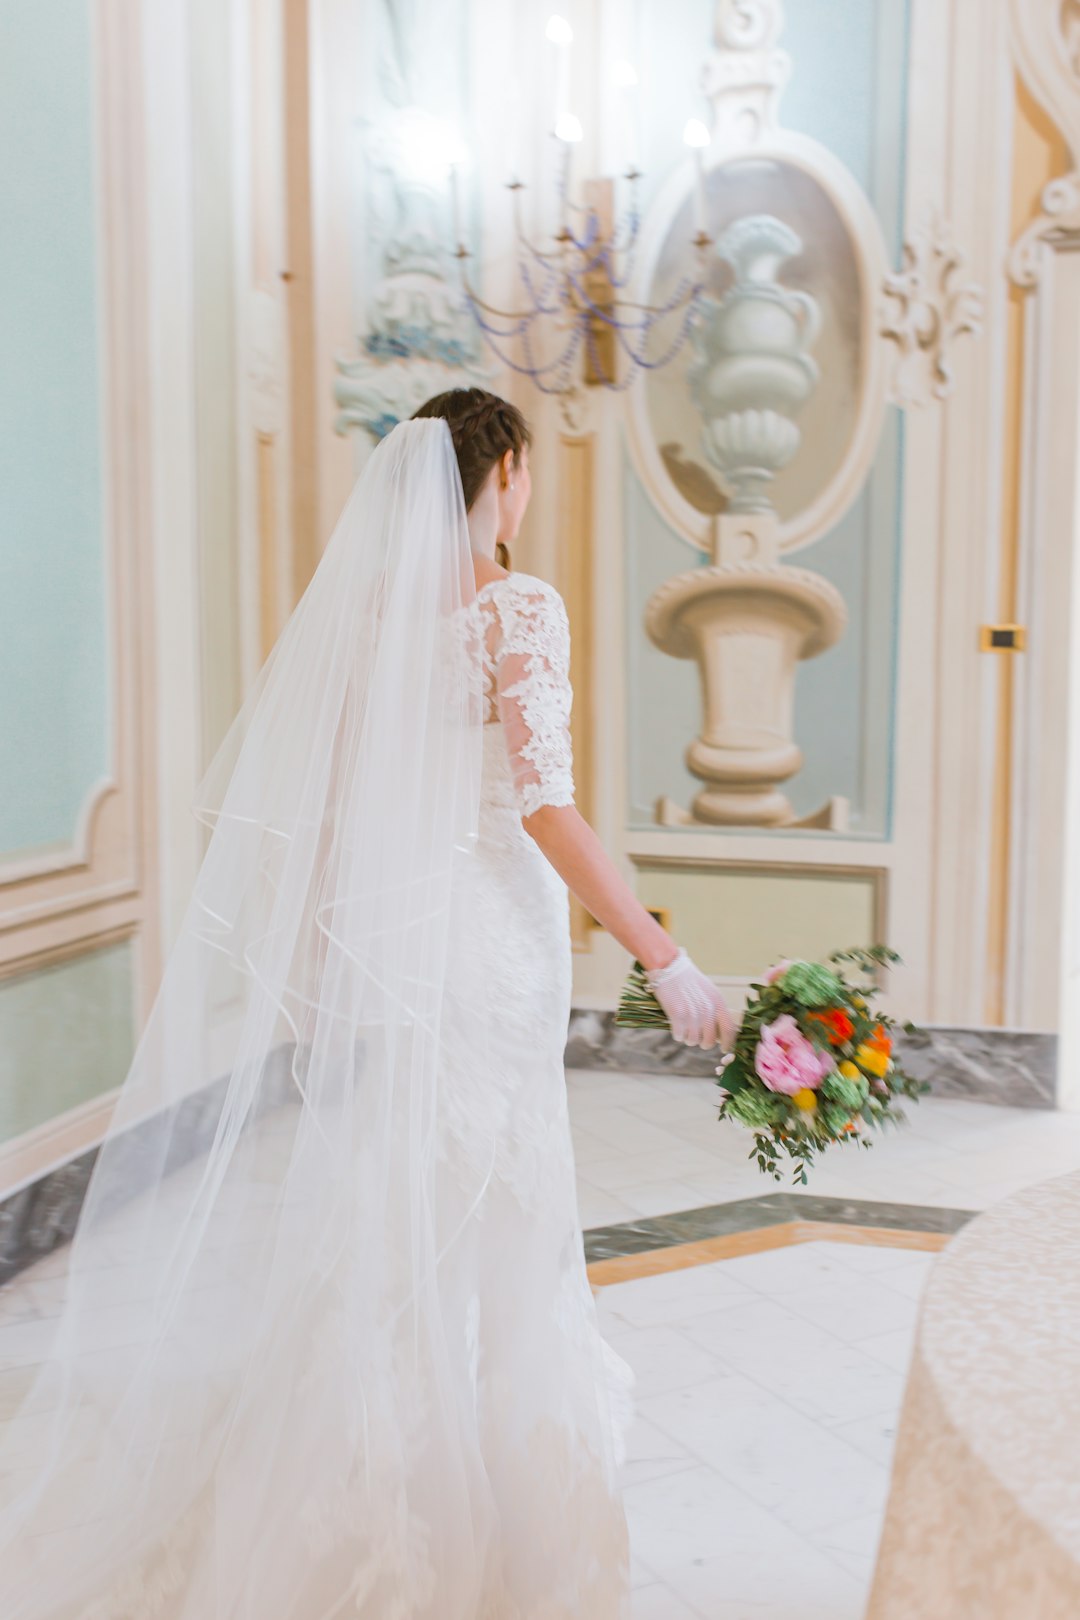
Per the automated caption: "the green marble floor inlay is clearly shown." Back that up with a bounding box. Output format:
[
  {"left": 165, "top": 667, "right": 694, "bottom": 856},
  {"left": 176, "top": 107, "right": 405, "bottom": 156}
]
[{"left": 582, "top": 1194, "right": 975, "bottom": 1263}]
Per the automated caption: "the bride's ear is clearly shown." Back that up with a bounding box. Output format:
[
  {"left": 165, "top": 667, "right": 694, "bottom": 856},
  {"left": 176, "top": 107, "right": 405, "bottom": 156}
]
[{"left": 498, "top": 449, "right": 514, "bottom": 490}]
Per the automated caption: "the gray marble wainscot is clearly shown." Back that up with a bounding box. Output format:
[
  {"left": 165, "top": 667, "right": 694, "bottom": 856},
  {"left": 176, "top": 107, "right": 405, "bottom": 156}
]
[
  {"left": 0, "top": 1046, "right": 301, "bottom": 1285},
  {"left": 565, "top": 1010, "right": 1057, "bottom": 1109}
]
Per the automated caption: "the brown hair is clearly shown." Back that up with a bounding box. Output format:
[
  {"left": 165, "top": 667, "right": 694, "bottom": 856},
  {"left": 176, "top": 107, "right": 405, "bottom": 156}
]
[{"left": 412, "top": 388, "right": 531, "bottom": 512}]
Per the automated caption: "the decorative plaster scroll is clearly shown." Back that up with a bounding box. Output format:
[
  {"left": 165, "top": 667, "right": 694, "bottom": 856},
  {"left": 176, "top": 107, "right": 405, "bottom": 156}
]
[
  {"left": 881, "top": 215, "right": 984, "bottom": 407},
  {"left": 334, "top": 275, "right": 491, "bottom": 441},
  {"left": 702, "top": 0, "right": 791, "bottom": 148},
  {"left": 1008, "top": 172, "right": 1080, "bottom": 288},
  {"left": 713, "top": 0, "right": 783, "bottom": 52}
]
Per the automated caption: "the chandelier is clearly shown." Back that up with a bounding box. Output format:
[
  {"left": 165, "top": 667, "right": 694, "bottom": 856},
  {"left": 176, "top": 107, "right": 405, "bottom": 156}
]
[
  {"left": 449, "top": 15, "right": 714, "bottom": 397},
  {"left": 333, "top": 13, "right": 719, "bottom": 441}
]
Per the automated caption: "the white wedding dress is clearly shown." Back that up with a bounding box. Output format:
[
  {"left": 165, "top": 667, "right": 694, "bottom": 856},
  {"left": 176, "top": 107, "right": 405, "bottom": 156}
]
[
  {"left": 0, "top": 424, "right": 633, "bottom": 1619},
  {"left": 434, "top": 573, "right": 634, "bottom": 1615}
]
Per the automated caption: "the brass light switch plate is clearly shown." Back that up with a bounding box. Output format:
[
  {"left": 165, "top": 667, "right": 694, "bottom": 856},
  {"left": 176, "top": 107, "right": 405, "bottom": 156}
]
[{"left": 979, "top": 624, "right": 1027, "bottom": 653}]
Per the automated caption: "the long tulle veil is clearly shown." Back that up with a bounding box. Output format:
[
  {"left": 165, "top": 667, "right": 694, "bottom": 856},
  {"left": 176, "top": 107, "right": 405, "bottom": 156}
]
[{"left": 0, "top": 418, "right": 503, "bottom": 1617}]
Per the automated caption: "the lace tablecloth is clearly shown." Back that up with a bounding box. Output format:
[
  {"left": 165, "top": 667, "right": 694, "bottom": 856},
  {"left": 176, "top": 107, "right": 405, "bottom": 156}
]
[{"left": 867, "top": 1168, "right": 1080, "bottom": 1619}]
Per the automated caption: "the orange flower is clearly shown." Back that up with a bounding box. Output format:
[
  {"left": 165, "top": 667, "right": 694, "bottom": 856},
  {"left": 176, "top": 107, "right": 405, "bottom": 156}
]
[
  {"left": 807, "top": 1008, "right": 855, "bottom": 1046},
  {"left": 866, "top": 1023, "right": 892, "bottom": 1057}
]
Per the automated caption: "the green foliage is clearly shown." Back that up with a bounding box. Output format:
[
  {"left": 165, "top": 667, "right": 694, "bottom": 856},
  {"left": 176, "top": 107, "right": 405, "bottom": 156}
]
[
  {"left": 613, "top": 961, "right": 669, "bottom": 1029},
  {"left": 821, "top": 1070, "right": 869, "bottom": 1109},
  {"left": 778, "top": 961, "right": 844, "bottom": 1007},
  {"left": 724, "top": 1087, "right": 787, "bottom": 1129},
  {"left": 820, "top": 1099, "right": 856, "bottom": 1136}
]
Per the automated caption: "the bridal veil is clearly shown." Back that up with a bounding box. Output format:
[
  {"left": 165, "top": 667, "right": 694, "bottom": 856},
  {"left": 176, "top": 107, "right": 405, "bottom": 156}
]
[{"left": 0, "top": 419, "right": 509, "bottom": 1617}]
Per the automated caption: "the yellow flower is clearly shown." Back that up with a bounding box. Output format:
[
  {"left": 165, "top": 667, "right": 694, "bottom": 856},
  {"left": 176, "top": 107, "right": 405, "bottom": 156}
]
[
  {"left": 852, "top": 995, "right": 867, "bottom": 1011},
  {"left": 838, "top": 1060, "right": 861, "bottom": 1081},
  {"left": 792, "top": 1087, "right": 818, "bottom": 1112},
  {"left": 855, "top": 1043, "right": 890, "bottom": 1078}
]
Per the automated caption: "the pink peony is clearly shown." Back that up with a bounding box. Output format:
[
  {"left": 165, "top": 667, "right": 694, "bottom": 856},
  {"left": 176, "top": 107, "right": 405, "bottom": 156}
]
[
  {"left": 763, "top": 959, "right": 791, "bottom": 985},
  {"left": 754, "top": 1014, "right": 834, "bottom": 1096}
]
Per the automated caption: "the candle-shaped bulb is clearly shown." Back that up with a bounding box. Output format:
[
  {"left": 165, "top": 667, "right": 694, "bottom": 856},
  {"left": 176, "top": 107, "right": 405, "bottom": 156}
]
[
  {"left": 683, "top": 119, "right": 710, "bottom": 237},
  {"left": 446, "top": 132, "right": 468, "bottom": 248},
  {"left": 547, "top": 14, "right": 573, "bottom": 129},
  {"left": 448, "top": 165, "right": 462, "bottom": 248},
  {"left": 613, "top": 59, "right": 640, "bottom": 170}
]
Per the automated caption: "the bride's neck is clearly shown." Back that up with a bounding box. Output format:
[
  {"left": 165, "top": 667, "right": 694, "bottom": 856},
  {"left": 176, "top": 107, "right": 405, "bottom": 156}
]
[{"left": 467, "top": 484, "right": 498, "bottom": 557}]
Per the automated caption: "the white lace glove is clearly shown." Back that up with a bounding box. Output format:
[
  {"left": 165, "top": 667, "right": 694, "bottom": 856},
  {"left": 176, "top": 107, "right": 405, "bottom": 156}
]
[{"left": 645, "top": 948, "right": 735, "bottom": 1050}]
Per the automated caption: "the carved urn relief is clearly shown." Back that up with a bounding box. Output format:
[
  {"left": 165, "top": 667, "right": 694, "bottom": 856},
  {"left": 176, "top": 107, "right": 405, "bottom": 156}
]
[
  {"left": 628, "top": 0, "right": 980, "bottom": 832},
  {"left": 649, "top": 206, "right": 845, "bottom": 828},
  {"left": 689, "top": 214, "right": 821, "bottom": 513}
]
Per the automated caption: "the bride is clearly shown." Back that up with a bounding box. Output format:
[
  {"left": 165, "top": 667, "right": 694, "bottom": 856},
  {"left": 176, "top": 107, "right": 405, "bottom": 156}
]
[{"left": 0, "top": 388, "right": 731, "bottom": 1618}]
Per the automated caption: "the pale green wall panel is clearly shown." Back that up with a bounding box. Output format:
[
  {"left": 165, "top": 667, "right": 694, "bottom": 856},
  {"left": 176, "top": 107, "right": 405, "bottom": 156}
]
[
  {"left": 0, "top": 940, "right": 135, "bottom": 1145},
  {"left": 635, "top": 864, "right": 880, "bottom": 980},
  {"left": 0, "top": 0, "right": 111, "bottom": 857}
]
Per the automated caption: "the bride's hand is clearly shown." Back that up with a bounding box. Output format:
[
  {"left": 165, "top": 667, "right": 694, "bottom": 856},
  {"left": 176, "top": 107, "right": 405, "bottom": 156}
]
[{"left": 644, "top": 947, "right": 735, "bottom": 1051}]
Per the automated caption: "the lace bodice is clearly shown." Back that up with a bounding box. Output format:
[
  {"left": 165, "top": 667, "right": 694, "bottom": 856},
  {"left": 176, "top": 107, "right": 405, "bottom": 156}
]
[{"left": 477, "top": 574, "right": 576, "bottom": 819}]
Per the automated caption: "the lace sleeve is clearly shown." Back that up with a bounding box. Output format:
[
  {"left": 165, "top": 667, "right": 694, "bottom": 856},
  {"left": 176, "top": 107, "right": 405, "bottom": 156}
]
[{"left": 491, "top": 578, "right": 576, "bottom": 818}]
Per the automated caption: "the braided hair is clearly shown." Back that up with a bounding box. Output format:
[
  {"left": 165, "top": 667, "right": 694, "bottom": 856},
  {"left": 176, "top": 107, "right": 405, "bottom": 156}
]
[{"left": 412, "top": 388, "right": 532, "bottom": 513}]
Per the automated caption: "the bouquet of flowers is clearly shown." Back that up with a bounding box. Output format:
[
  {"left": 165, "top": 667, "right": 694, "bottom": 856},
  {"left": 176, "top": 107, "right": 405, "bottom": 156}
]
[{"left": 616, "top": 945, "right": 927, "bottom": 1184}]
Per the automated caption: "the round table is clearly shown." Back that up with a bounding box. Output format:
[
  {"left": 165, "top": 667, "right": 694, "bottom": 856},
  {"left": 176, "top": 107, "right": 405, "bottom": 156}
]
[{"left": 867, "top": 1168, "right": 1080, "bottom": 1619}]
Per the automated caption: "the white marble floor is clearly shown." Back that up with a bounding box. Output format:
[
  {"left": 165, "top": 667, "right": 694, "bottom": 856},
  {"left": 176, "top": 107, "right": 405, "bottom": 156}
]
[
  {"left": 571, "top": 1069, "right": 1080, "bottom": 1619},
  {"left": 569, "top": 1067, "right": 1080, "bottom": 1225}
]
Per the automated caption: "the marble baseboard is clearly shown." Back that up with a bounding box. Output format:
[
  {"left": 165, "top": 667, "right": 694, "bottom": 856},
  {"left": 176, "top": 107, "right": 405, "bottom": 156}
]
[
  {"left": 566, "top": 1010, "right": 1057, "bottom": 1110},
  {"left": 895, "top": 1025, "right": 1055, "bottom": 1108},
  {"left": 0, "top": 1047, "right": 298, "bottom": 1287}
]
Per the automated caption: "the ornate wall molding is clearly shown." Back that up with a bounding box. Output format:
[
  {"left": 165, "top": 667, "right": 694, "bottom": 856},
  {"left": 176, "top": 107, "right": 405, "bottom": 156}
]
[
  {"left": 334, "top": 269, "right": 490, "bottom": 440},
  {"left": 627, "top": 5, "right": 896, "bottom": 562},
  {"left": 0, "top": 779, "right": 116, "bottom": 889},
  {"left": 621, "top": 0, "right": 986, "bottom": 833},
  {"left": 1008, "top": 172, "right": 1080, "bottom": 288},
  {"left": 703, "top": 0, "right": 791, "bottom": 147},
  {"left": 1008, "top": 0, "right": 1080, "bottom": 289},
  {"left": 881, "top": 213, "right": 985, "bottom": 406},
  {"left": 0, "top": 1, "right": 156, "bottom": 984},
  {"left": 334, "top": 0, "right": 489, "bottom": 443}
]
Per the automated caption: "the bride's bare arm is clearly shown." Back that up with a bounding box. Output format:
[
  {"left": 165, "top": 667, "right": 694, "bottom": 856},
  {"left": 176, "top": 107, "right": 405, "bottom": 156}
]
[
  {"left": 521, "top": 802, "right": 677, "bottom": 972},
  {"left": 524, "top": 803, "right": 734, "bottom": 1048}
]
